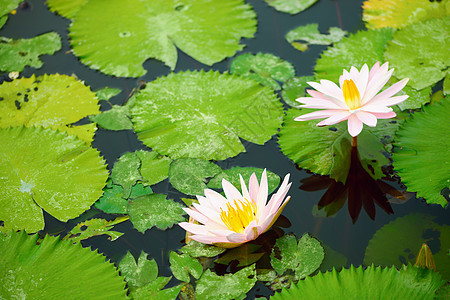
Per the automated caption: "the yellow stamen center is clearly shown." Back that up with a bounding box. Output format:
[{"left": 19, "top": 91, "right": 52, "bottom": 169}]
[
  {"left": 220, "top": 199, "right": 257, "bottom": 233},
  {"left": 343, "top": 79, "right": 361, "bottom": 110}
]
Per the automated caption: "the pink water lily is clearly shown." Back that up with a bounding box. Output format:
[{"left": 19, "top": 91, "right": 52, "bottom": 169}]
[
  {"left": 179, "top": 170, "right": 291, "bottom": 248},
  {"left": 295, "top": 62, "right": 409, "bottom": 137}
]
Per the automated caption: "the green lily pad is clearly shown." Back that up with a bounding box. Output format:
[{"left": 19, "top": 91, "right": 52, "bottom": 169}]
[
  {"left": 0, "top": 126, "right": 108, "bottom": 233},
  {"left": 69, "top": 0, "right": 256, "bottom": 77},
  {"left": 207, "top": 166, "right": 281, "bottom": 195},
  {"left": 0, "top": 32, "right": 61, "bottom": 73},
  {"left": 46, "top": 0, "right": 87, "bottom": 19},
  {"left": 392, "top": 100, "right": 450, "bottom": 207},
  {"left": 195, "top": 265, "right": 257, "bottom": 300},
  {"left": 111, "top": 152, "right": 142, "bottom": 197},
  {"left": 362, "top": 0, "right": 449, "bottom": 29},
  {"left": 64, "top": 216, "right": 128, "bottom": 243},
  {"left": 0, "top": 0, "right": 21, "bottom": 29},
  {"left": 0, "top": 231, "right": 128, "bottom": 299},
  {"left": 396, "top": 81, "right": 431, "bottom": 111},
  {"left": 264, "top": 0, "right": 318, "bottom": 14},
  {"left": 95, "top": 182, "right": 153, "bottom": 214},
  {"left": 136, "top": 150, "right": 172, "bottom": 186},
  {"left": 364, "top": 213, "right": 450, "bottom": 280},
  {"left": 95, "top": 87, "right": 121, "bottom": 101},
  {"left": 230, "top": 53, "right": 295, "bottom": 90},
  {"left": 314, "top": 28, "right": 395, "bottom": 82},
  {"left": 130, "top": 276, "right": 182, "bottom": 300},
  {"left": 278, "top": 109, "right": 394, "bottom": 183},
  {"left": 384, "top": 17, "right": 450, "bottom": 90},
  {"left": 271, "top": 265, "right": 445, "bottom": 299},
  {"left": 119, "top": 251, "right": 158, "bottom": 288},
  {"left": 127, "top": 194, "right": 186, "bottom": 232},
  {"left": 286, "top": 23, "right": 346, "bottom": 52},
  {"left": 90, "top": 105, "right": 132, "bottom": 131},
  {"left": 169, "top": 158, "right": 222, "bottom": 196},
  {"left": 169, "top": 252, "right": 203, "bottom": 282},
  {"left": 180, "top": 240, "right": 226, "bottom": 258},
  {"left": 0, "top": 74, "right": 99, "bottom": 144},
  {"left": 270, "top": 233, "right": 324, "bottom": 279},
  {"left": 281, "top": 76, "right": 315, "bottom": 107},
  {"left": 130, "top": 70, "right": 283, "bottom": 160}
]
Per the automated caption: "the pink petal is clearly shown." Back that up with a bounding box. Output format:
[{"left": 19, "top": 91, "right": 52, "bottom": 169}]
[
  {"left": 226, "top": 233, "right": 248, "bottom": 243},
  {"left": 362, "top": 68, "right": 394, "bottom": 104},
  {"left": 316, "top": 111, "right": 351, "bottom": 126},
  {"left": 366, "top": 78, "right": 409, "bottom": 105},
  {"left": 297, "top": 98, "right": 344, "bottom": 109},
  {"left": 248, "top": 173, "right": 259, "bottom": 201},
  {"left": 222, "top": 179, "right": 243, "bottom": 201},
  {"left": 377, "top": 95, "right": 409, "bottom": 107},
  {"left": 306, "top": 90, "right": 347, "bottom": 108},
  {"left": 368, "top": 61, "right": 381, "bottom": 81},
  {"left": 308, "top": 81, "right": 344, "bottom": 102},
  {"left": 204, "top": 189, "right": 228, "bottom": 206},
  {"left": 339, "top": 69, "right": 352, "bottom": 87},
  {"left": 370, "top": 111, "right": 397, "bottom": 119},
  {"left": 192, "top": 203, "right": 220, "bottom": 221},
  {"left": 294, "top": 109, "right": 346, "bottom": 121},
  {"left": 356, "top": 111, "right": 377, "bottom": 127},
  {"left": 347, "top": 114, "right": 363, "bottom": 137},
  {"left": 179, "top": 222, "right": 210, "bottom": 235},
  {"left": 361, "top": 104, "right": 393, "bottom": 113},
  {"left": 244, "top": 221, "right": 262, "bottom": 241},
  {"left": 183, "top": 208, "right": 209, "bottom": 224},
  {"left": 256, "top": 169, "right": 268, "bottom": 210},
  {"left": 353, "top": 64, "right": 369, "bottom": 97},
  {"left": 239, "top": 174, "right": 251, "bottom": 201},
  {"left": 191, "top": 234, "right": 229, "bottom": 244}
]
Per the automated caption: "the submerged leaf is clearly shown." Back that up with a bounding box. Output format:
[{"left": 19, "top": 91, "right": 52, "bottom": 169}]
[
  {"left": 69, "top": 0, "right": 256, "bottom": 77},
  {"left": 286, "top": 24, "right": 346, "bottom": 52},
  {"left": 364, "top": 213, "right": 450, "bottom": 280},
  {"left": 195, "top": 265, "right": 257, "bottom": 300},
  {"left": 127, "top": 194, "right": 186, "bottom": 232},
  {"left": 0, "top": 126, "right": 108, "bottom": 232},
  {"left": 230, "top": 53, "right": 295, "bottom": 90},
  {"left": 130, "top": 70, "right": 283, "bottom": 160},
  {"left": 0, "top": 32, "right": 61, "bottom": 73},
  {"left": 0, "top": 74, "right": 100, "bottom": 144},
  {"left": 264, "top": 0, "right": 318, "bottom": 14},
  {"left": 271, "top": 265, "right": 445, "bottom": 299},
  {"left": 0, "top": 231, "right": 128, "bottom": 299},
  {"left": 384, "top": 17, "right": 450, "bottom": 90},
  {"left": 392, "top": 100, "right": 450, "bottom": 207},
  {"left": 362, "top": 0, "right": 448, "bottom": 29},
  {"left": 315, "top": 28, "right": 395, "bottom": 82}
]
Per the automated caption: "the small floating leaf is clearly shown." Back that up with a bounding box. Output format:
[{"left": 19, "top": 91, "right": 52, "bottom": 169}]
[
  {"left": 315, "top": 28, "right": 395, "bottom": 82},
  {"left": 0, "top": 74, "right": 99, "bottom": 144},
  {"left": 95, "top": 87, "right": 121, "bottom": 101},
  {"left": 169, "top": 252, "right": 203, "bottom": 282},
  {"left": 90, "top": 105, "right": 133, "bottom": 131},
  {"left": 195, "top": 265, "right": 257, "bottom": 300},
  {"left": 264, "top": 0, "right": 318, "bottom": 14},
  {"left": 64, "top": 216, "right": 128, "bottom": 243},
  {"left": 0, "top": 126, "right": 108, "bottom": 233},
  {"left": 127, "top": 194, "right": 186, "bottom": 232},
  {"left": 181, "top": 240, "right": 226, "bottom": 258},
  {"left": 95, "top": 183, "right": 153, "bottom": 214},
  {"left": 111, "top": 152, "right": 142, "bottom": 197},
  {"left": 285, "top": 24, "right": 346, "bottom": 52},
  {"left": 0, "top": 32, "right": 61, "bottom": 73},
  {"left": 230, "top": 53, "right": 295, "bottom": 90},
  {"left": 392, "top": 100, "right": 450, "bottom": 207},
  {"left": 130, "top": 70, "right": 283, "bottom": 160},
  {"left": 0, "top": 231, "right": 128, "bottom": 299},
  {"left": 271, "top": 265, "right": 445, "bottom": 299},
  {"left": 119, "top": 251, "right": 158, "bottom": 288},
  {"left": 384, "top": 17, "right": 450, "bottom": 90},
  {"left": 69, "top": 0, "right": 256, "bottom": 77},
  {"left": 362, "top": 0, "right": 448, "bottom": 29}
]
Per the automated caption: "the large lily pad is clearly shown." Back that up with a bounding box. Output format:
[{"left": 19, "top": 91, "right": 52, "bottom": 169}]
[
  {"left": 364, "top": 213, "right": 450, "bottom": 280},
  {"left": 271, "top": 265, "right": 445, "bottom": 299},
  {"left": 130, "top": 70, "right": 283, "bottom": 160},
  {"left": 69, "top": 0, "right": 256, "bottom": 77},
  {"left": 392, "top": 100, "right": 449, "bottom": 207},
  {"left": 0, "top": 74, "right": 99, "bottom": 144},
  {"left": 0, "top": 231, "right": 128, "bottom": 299},
  {"left": 46, "top": 0, "right": 87, "bottom": 19},
  {"left": 314, "top": 28, "right": 395, "bottom": 82},
  {"left": 0, "top": 126, "right": 108, "bottom": 233},
  {"left": 0, "top": 32, "right": 61, "bottom": 73},
  {"left": 362, "top": 0, "right": 449, "bottom": 29},
  {"left": 384, "top": 17, "right": 450, "bottom": 90}
]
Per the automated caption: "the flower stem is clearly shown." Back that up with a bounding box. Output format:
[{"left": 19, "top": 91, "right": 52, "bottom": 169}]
[{"left": 351, "top": 136, "right": 358, "bottom": 148}]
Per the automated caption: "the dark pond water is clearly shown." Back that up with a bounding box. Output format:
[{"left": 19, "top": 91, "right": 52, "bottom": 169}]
[{"left": 1, "top": 0, "right": 448, "bottom": 298}]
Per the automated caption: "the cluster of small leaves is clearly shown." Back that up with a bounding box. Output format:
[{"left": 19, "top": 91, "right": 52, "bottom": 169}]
[
  {"left": 169, "top": 157, "right": 281, "bottom": 196},
  {"left": 285, "top": 23, "right": 347, "bottom": 52}
]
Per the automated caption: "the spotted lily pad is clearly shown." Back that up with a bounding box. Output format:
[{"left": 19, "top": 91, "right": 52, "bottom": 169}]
[
  {"left": 180, "top": 240, "right": 226, "bottom": 258},
  {"left": 271, "top": 265, "right": 445, "bottom": 299},
  {"left": 0, "top": 32, "right": 61, "bottom": 73},
  {"left": 230, "top": 53, "right": 295, "bottom": 90},
  {"left": 69, "top": 0, "right": 256, "bottom": 77},
  {"left": 130, "top": 70, "right": 283, "bottom": 160},
  {"left": 362, "top": 0, "right": 449, "bottom": 29},
  {"left": 384, "top": 17, "right": 450, "bottom": 90},
  {"left": 0, "top": 74, "right": 99, "bottom": 144},
  {"left": 285, "top": 24, "right": 346, "bottom": 52},
  {"left": 392, "top": 100, "right": 450, "bottom": 207},
  {"left": 314, "top": 28, "right": 395, "bottom": 82},
  {"left": 169, "top": 251, "right": 203, "bottom": 282},
  {"left": 0, "top": 126, "right": 108, "bottom": 233},
  {"left": 264, "top": 0, "right": 318, "bottom": 14},
  {"left": 0, "top": 231, "right": 128, "bottom": 299}
]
